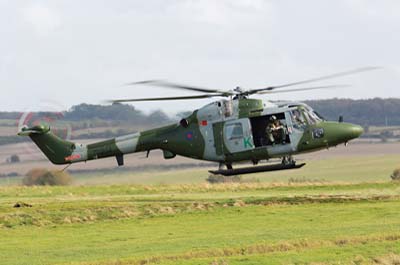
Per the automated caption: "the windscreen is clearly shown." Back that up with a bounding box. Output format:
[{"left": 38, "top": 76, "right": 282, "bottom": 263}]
[{"left": 290, "top": 105, "right": 322, "bottom": 127}]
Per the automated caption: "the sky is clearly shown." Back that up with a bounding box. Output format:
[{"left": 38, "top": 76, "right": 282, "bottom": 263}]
[{"left": 1, "top": 0, "right": 400, "bottom": 114}]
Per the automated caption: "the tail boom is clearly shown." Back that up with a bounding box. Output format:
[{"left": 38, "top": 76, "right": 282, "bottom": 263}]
[{"left": 18, "top": 125, "right": 159, "bottom": 166}]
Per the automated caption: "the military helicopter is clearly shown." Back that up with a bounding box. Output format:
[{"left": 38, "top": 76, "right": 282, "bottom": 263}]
[{"left": 18, "top": 67, "right": 376, "bottom": 176}]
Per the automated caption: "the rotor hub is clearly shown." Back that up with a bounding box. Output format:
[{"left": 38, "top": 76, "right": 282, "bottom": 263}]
[{"left": 234, "top": 86, "right": 244, "bottom": 94}]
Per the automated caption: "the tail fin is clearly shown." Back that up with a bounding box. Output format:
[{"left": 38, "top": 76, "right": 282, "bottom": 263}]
[{"left": 18, "top": 125, "right": 74, "bottom": 165}]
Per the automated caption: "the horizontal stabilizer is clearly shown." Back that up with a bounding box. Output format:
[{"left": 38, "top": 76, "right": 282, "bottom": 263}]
[{"left": 18, "top": 125, "right": 50, "bottom": 136}]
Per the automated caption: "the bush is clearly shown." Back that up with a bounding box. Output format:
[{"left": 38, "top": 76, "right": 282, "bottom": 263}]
[
  {"left": 391, "top": 168, "right": 400, "bottom": 181},
  {"left": 22, "top": 168, "right": 72, "bottom": 186},
  {"left": 206, "top": 175, "right": 242, "bottom": 184},
  {"left": 6, "top": 154, "right": 20, "bottom": 163},
  {"left": 288, "top": 177, "right": 325, "bottom": 184}
]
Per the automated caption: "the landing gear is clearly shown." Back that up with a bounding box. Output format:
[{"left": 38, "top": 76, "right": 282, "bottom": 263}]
[
  {"left": 281, "top": 156, "right": 296, "bottom": 166},
  {"left": 211, "top": 157, "right": 304, "bottom": 176},
  {"left": 252, "top": 159, "right": 259, "bottom": 165},
  {"left": 219, "top": 163, "right": 233, "bottom": 170}
]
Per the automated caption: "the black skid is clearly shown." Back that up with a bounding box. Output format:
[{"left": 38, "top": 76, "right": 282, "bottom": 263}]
[{"left": 209, "top": 163, "right": 306, "bottom": 176}]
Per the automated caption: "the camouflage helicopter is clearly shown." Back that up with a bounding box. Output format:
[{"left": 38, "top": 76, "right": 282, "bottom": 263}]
[{"left": 18, "top": 68, "right": 375, "bottom": 176}]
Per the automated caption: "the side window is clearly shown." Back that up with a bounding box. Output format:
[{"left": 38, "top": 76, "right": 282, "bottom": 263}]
[
  {"left": 223, "top": 100, "right": 233, "bottom": 117},
  {"left": 225, "top": 123, "right": 243, "bottom": 140}
]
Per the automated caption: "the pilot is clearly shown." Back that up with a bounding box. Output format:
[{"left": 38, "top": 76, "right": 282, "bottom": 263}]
[{"left": 292, "top": 109, "right": 305, "bottom": 127}]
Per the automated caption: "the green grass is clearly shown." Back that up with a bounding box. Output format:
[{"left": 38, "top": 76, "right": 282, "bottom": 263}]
[
  {"left": 73, "top": 168, "right": 210, "bottom": 185},
  {"left": 0, "top": 154, "right": 399, "bottom": 264},
  {"left": 1, "top": 181, "right": 400, "bottom": 265},
  {"left": 1, "top": 154, "right": 398, "bottom": 188},
  {"left": 260, "top": 154, "right": 400, "bottom": 183},
  {"left": 71, "top": 154, "right": 400, "bottom": 185}
]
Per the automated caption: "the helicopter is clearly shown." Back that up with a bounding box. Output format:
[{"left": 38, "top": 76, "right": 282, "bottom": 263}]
[{"left": 18, "top": 67, "right": 376, "bottom": 176}]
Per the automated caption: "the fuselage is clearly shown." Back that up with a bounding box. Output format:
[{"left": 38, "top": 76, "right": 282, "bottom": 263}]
[
  {"left": 19, "top": 98, "right": 364, "bottom": 166},
  {"left": 138, "top": 98, "right": 363, "bottom": 163}
]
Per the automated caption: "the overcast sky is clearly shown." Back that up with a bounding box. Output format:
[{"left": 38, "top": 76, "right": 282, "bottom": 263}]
[{"left": 1, "top": 0, "right": 400, "bottom": 114}]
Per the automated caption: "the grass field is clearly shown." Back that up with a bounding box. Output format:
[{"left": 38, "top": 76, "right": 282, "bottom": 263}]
[
  {"left": 1, "top": 180, "right": 400, "bottom": 265},
  {"left": 0, "top": 153, "right": 398, "bottom": 186},
  {"left": 1, "top": 139, "right": 400, "bottom": 264},
  {"left": 57, "top": 154, "right": 400, "bottom": 185}
]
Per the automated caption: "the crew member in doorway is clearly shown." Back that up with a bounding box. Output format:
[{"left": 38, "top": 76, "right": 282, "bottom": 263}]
[{"left": 266, "top": 116, "right": 286, "bottom": 145}]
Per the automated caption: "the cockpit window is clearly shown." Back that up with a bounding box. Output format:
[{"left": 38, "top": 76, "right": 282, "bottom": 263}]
[
  {"left": 302, "top": 106, "right": 322, "bottom": 125},
  {"left": 303, "top": 110, "right": 317, "bottom": 125},
  {"left": 313, "top": 111, "right": 325, "bottom": 121},
  {"left": 290, "top": 109, "right": 307, "bottom": 129}
]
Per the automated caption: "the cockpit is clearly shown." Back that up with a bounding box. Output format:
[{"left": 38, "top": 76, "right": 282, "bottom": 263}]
[
  {"left": 289, "top": 104, "right": 324, "bottom": 127},
  {"left": 249, "top": 103, "right": 325, "bottom": 148}
]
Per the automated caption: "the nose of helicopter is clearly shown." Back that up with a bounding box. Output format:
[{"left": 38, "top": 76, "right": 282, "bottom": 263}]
[
  {"left": 328, "top": 122, "right": 364, "bottom": 144},
  {"left": 348, "top": 124, "right": 364, "bottom": 139}
]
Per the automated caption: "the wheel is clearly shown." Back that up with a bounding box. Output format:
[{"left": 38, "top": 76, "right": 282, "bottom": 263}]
[{"left": 282, "top": 156, "right": 296, "bottom": 166}]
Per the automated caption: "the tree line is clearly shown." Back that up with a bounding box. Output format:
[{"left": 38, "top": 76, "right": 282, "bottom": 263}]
[
  {"left": 305, "top": 98, "right": 400, "bottom": 126},
  {"left": 1, "top": 98, "right": 400, "bottom": 127},
  {"left": 0, "top": 103, "right": 173, "bottom": 128}
]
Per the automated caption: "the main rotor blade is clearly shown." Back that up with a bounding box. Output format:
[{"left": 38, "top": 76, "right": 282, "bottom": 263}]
[
  {"left": 257, "top": 85, "right": 350, "bottom": 95},
  {"left": 108, "top": 94, "right": 226, "bottom": 103},
  {"left": 126, "top": 80, "right": 232, "bottom": 95},
  {"left": 248, "top": 66, "right": 381, "bottom": 94}
]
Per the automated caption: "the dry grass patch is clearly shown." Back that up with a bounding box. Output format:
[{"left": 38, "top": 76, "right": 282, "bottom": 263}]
[
  {"left": 77, "top": 233, "right": 400, "bottom": 265},
  {"left": 373, "top": 254, "right": 400, "bottom": 265}
]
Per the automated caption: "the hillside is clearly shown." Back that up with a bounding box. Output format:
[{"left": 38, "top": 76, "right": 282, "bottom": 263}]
[{"left": 2, "top": 98, "right": 399, "bottom": 126}]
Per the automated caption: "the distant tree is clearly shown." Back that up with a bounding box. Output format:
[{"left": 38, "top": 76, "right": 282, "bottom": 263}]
[
  {"left": 305, "top": 98, "right": 400, "bottom": 126},
  {"left": 64, "top": 103, "right": 172, "bottom": 125},
  {"left": 148, "top": 110, "right": 171, "bottom": 123},
  {"left": 176, "top": 111, "right": 193, "bottom": 119},
  {"left": 391, "top": 168, "right": 400, "bottom": 181},
  {"left": 66, "top": 103, "right": 129, "bottom": 120},
  {"left": 7, "top": 154, "right": 20, "bottom": 164}
]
